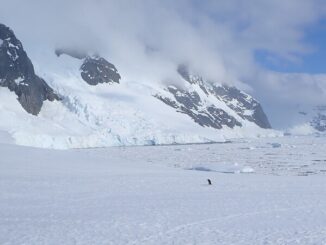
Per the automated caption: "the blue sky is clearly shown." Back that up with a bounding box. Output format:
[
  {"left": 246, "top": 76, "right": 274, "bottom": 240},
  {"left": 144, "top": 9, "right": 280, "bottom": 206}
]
[{"left": 255, "top": 19, "right": 326, "bottom": 74}]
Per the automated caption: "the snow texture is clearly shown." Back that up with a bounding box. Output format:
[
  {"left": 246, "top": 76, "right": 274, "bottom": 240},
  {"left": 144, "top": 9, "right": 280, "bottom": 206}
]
[{"left": 0, "top": 135, "right": 326, "bottom": 244}]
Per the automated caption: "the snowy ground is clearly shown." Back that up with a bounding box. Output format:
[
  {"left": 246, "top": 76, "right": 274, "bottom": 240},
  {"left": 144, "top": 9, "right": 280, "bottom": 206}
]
[{"left": 1, "top": 136, "right": 326, "bottom": 244}]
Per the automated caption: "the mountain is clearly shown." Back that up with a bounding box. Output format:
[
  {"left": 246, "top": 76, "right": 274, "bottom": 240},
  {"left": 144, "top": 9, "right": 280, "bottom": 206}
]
[
  {"left": 0, "top": 23, "right": 277, "bottom": 149},
  {"left": 0, "top": 24, "right": 59, "bottom": 115},
  {"left": 156, "top": 64, "right": 271, "bottom": 130},
  {"left": 286, "top": 105, "right": 326, "bottom": 135},
  {"left": 310, "top": 106, "right": 326, "bottom": 132},
  {"left": 55, "top": 48, "right": 121, "bottom": 85}
]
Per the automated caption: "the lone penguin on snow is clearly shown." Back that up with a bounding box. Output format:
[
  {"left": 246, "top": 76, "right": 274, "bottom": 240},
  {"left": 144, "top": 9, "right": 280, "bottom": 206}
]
[{"left": 207, "top": 179, "right": 212, "bottom": 185}]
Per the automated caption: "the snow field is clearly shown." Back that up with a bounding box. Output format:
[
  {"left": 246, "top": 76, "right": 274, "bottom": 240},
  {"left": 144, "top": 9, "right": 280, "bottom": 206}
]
[{"left": 1, "top": 136, "right": 326, "bottom": 244}]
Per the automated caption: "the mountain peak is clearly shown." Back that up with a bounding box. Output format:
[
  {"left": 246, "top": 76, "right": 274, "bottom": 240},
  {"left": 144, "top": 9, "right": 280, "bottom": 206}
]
[
  {"left": 0, "top": 23, "right": 59, "bottom": 115},
  {"left": 55, "top": 48, "right": 121, "bottom": 86},
  {"left": 155, "top": 64, "right": 271, "bottom": 129}
]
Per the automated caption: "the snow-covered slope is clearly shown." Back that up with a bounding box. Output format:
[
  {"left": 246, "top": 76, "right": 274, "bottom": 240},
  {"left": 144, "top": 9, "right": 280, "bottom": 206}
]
[
  {"left": 0, "top": 24, "right": 279, "bottom": 149},
  {"left": 156, "top": 64, "right": 271, "bottom": 130}
]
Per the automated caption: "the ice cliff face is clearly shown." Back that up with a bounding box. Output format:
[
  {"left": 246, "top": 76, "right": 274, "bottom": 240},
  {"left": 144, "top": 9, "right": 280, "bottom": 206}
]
[
  {"left": 0, "top": 24, "right": 59, "bottom": 115},
  {"left": 155, "top": 65, "right": 271, "bottom": 130}
]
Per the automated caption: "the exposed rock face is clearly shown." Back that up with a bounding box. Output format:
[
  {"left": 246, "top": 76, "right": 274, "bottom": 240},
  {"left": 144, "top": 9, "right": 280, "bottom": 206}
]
[
  {"left": 80, "top": 56, "right": 121, "bottom": 85},
  {"left": 55, "top": 48, "right": 121, "bottom": 86},
  {"left": 0, "top": 23, "right": 59, "bottom": 115},
  {"left": 156, "top": 86, "right": 242, "bottom": 129},
  {"left": 155, "top": 65, "right": 272, "bottom": 129},
  {"left": 211, "top": 84, "right": 271, "bottom": 129}
]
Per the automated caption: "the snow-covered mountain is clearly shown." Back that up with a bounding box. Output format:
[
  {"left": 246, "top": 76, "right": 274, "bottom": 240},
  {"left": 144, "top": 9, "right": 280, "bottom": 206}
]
[
  {"left": 0, "top": 24, "right": 59, "bottom": 115},
  {"left": 0, "top": 23, "right": 277, "bottom": 149},
  {"left": 156, "top": 64, "right": 271, "bottom": 130},
  {"left": 310, "top": 106, "right": 326, "bottom": 132},
  {"left": 288, "top": 105, "right": 326, "bottom": 135}
]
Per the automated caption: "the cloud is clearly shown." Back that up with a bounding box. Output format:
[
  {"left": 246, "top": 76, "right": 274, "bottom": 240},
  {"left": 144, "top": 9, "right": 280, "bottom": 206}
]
[{"left": 1, "top": 0, "right": 326, "bottom": 125}]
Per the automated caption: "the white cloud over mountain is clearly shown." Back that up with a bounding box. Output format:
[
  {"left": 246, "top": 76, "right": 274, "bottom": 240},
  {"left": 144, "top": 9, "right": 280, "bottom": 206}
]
[{"left": 1, "top": 0, "right": 326, "bottom": 127}]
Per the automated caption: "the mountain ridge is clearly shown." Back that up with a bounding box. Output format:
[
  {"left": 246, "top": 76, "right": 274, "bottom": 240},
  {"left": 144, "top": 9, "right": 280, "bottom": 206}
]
[
  {"left": 0, "top": 23, "right": 278, "bottom": 149},
  {"left": 0, "top": 23, "right": 59, "bottom": 115}
]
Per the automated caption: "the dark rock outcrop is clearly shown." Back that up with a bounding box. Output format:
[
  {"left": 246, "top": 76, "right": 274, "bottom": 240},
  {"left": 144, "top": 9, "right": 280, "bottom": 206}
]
[
  {"left": 80, "top": 56, "right": 121, "bottom": 85},
  {"left": 155, "top": 86, "right": 241, "bottom": 129},
  {"left": 55, "top": 48, "right": 121, "bottom": 86},
  {"left": 0, "top": 23, "right": 59, "bottom": 115},
  {"left": 211, "top": 85, "right": 271, "bottom": 129},
  {"left": 155, "top": 65, "right": 271, "bottom": 129}
]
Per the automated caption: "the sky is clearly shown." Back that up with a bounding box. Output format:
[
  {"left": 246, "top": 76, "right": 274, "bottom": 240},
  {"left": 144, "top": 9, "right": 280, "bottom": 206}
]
[
  {"left": 255, "top": 19, "right": 326, "bottom": 74},
  {"left": 1, "top": 0, "right": 326, "bottom": 128}
]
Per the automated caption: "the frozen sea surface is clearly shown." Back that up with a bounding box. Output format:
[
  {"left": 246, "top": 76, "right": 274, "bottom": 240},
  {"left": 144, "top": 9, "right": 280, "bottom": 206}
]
[
  {"left": 1, "top": 135, "right": 326, "bottom": 244},
  {"left": 100, "top": 135, "right": 326, "bottom": 176}
]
